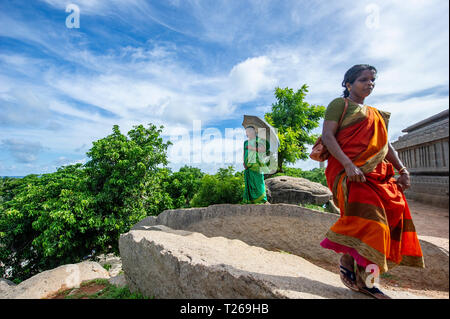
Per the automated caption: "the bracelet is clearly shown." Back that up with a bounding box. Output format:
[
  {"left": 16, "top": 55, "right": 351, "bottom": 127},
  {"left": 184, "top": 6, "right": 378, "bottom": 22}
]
[{"left": 398, "top": 167, "right": 409, "bottom": 174}]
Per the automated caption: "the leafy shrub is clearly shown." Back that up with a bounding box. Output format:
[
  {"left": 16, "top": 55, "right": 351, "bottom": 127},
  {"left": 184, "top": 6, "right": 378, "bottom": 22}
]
[
  {"left": 190, "top": 166, "right": 244, "bottom": 207},
  {"left": 162, "top": 166, "right": 204, "bottom": 209}
]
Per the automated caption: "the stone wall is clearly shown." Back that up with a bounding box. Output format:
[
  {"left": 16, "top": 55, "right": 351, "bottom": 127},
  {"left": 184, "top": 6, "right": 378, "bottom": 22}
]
[{"left": 392, "top": 109, "right": 449, "bottom": 208}]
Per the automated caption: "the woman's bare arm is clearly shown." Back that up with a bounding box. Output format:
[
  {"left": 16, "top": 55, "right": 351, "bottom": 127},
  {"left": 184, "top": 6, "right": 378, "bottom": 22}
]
[
  {"left": 385, "top": 142, "right": 405, "bottom": 171},
  {"left": 385, "top": 142, "right": 410, "bottom": 190}
]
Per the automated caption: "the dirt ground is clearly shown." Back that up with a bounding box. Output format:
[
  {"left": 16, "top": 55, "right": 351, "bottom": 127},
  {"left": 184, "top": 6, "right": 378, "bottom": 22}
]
[
  {"left": 310, "top": 199, "right": 449, "bottom": 299},
  {"left": 381, "top": 199, "right": 448, "bottom": 299},
  {"left": 46, "top": 282, "right": 108, "bottom": 299}
]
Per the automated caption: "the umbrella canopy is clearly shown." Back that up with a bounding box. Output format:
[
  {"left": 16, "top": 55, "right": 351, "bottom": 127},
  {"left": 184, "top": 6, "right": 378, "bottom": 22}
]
[
  {"left": 242, "top": 115, "right": 279, "bottom": 174},
  {"left": 242, "top": 115, "right": 280, "bottom": 149}
]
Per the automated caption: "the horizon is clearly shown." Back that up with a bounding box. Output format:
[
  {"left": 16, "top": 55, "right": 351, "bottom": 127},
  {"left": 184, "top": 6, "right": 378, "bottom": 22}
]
[{"left": 0, "top": 0, "right": 449, "bottom": 176}]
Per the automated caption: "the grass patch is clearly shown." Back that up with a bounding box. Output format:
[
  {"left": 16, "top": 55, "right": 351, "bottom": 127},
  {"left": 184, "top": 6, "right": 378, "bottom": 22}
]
[
  {"left": 300, "top": 203, "right": 327, "bottom": 212},
  {"left": 102, "top": 264, "right": 112, "bottom": 271},
  {"left": 49, "top": 279, "right": 150, "bottom": 299}
]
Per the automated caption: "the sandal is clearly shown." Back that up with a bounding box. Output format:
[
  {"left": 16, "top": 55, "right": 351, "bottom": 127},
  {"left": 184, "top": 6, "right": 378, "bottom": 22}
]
[
  {"left": 339, "top": 264, "right": 359, "bottom": 292},
  {"left": 358, "top": 286, "right": 391, "bottom": 299}
]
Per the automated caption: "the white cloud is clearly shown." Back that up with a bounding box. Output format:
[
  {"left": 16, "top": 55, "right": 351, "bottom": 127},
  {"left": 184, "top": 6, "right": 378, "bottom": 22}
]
[
  {"left": 1, "top": 0, "right": 448, "bottom": 176},
  {"left": 227, "top": 56, "right": 275, "bottom": 102}
]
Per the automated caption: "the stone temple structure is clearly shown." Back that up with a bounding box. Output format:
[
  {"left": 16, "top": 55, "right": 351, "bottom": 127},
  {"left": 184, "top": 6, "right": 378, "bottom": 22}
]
[{"left": 392, "top": 109, "right": 449, "bottom": 208}]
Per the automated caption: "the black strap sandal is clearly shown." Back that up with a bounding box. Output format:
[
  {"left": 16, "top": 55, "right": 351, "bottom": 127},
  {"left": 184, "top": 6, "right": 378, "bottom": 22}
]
[
  {"left": 358, "top": 286, "right": 391, "bottom": 299},
  {"left": 339, "top": 265, "right": 359, "bottom": 292}
]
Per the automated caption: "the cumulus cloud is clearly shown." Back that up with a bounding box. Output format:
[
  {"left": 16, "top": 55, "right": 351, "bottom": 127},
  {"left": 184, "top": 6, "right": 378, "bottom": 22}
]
[{"left": 1, "top": 0, "right": 448, "bottom": 175}]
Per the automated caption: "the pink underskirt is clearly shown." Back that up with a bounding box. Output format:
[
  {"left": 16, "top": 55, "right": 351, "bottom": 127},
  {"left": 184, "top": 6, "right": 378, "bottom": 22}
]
[{"left": 320, "top": 238, "right": 372, "bottom": 268}]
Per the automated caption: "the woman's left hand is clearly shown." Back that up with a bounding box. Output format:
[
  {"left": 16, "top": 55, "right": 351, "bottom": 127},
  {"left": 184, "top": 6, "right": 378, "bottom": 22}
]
[{"left": 396, "top": 172, "right": 411, "bottom": 190}]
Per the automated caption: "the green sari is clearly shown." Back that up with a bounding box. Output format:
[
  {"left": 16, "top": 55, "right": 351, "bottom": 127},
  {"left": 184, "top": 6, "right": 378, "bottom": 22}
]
[{"left": 243, "top": 137, "right": 269, "bottom": 204}]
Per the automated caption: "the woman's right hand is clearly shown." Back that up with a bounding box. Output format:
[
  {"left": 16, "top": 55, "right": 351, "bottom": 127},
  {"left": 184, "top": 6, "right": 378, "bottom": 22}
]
[{"left": 344, "top": 162, "right": 366, "bottom": 182}]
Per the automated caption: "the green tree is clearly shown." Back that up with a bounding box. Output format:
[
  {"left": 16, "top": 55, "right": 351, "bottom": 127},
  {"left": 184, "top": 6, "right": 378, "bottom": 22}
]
[
  {"left": 0, "top": 124, "right": 173, "bottom": 282},
  {"left": 0, "top": 165, "right": 95, "bottom": 281},
  {"left": 265, "top": 85, "right": 325, "bottom": 173},
  {"left": 84, "top": 124, "right": 173, "bottom": 247}
]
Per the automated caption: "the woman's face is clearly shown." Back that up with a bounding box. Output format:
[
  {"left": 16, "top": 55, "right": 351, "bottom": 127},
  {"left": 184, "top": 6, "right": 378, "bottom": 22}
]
[
  {"left": 245, "top": 127, "right": 256, "bottom": 138},
  {"left": 347, "top": 69, "right": 376, "bottom": 99}
]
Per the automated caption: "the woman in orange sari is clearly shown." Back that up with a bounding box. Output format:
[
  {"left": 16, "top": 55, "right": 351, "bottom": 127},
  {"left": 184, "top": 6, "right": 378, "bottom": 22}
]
[{"left": 320, "top": 64, "right": 424, "bottom": 299}]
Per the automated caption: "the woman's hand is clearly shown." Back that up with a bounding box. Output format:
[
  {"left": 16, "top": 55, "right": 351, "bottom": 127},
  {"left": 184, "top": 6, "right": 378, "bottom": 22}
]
[
  {"left": 396, "top": 171, "right": 411, "bottom": 190},
  {"left": 344, "top": 162, "right": 366, "bottom": 182}
]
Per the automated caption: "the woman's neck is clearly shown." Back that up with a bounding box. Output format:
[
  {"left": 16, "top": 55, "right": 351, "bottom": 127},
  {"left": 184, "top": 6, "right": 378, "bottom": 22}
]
[{"left": 348, "top": 94, "right": 364, "bottom": 105}]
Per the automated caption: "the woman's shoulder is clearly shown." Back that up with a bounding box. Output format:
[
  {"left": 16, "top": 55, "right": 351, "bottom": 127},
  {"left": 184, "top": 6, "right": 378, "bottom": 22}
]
[
  {"left": 324, "top": 97, "right": 346, "bottom": 122},
  {"left": 328, "top": 97, "right": 345, "bottom": 107}
]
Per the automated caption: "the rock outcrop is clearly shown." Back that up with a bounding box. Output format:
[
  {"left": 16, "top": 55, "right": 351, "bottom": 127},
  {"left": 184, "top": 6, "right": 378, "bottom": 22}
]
[
  {"left": 123, "top": 204, "right": 448, "bottom": 298},
  {"left": 119, "top": 226, "right": 427, "bottom": 299},
  {"left": 265, "top": 176, "right": 332, "bottom": 205},
  {"left": 0, "top": 261, "right": 110, "bottom": 299}
]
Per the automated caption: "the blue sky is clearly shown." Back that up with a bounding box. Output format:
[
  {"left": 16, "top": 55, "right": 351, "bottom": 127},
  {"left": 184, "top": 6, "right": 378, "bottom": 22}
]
[{"left": 0, "top": 0, "right": 448, "bottom": 176}]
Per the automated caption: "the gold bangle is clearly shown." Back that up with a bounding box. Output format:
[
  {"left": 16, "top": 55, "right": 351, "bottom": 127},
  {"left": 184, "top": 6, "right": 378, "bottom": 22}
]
[{"left": 398, "top": 167, "right": 408, "bottom": 174}]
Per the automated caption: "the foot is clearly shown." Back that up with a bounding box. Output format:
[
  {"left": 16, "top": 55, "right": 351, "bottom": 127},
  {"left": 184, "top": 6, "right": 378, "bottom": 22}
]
[
  {"left": 339, "top": 254, "right": 359, "bottom": 291},
  {"left": 355, "top": 268, "right": 391, "bottom": 299},
  {"left": 357, "top": 285, "right": 391, "bottom": 299}
]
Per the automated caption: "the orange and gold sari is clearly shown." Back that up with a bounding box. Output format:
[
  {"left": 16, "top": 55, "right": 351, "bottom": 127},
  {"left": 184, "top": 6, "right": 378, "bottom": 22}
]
[{"left": 320, "top": 104, "right": 425, "bottom": 273}]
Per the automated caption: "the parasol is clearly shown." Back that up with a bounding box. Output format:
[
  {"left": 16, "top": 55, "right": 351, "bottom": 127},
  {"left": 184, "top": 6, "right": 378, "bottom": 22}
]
[{"left": 242, "top": 115, "right": 279, "bottom": 174}]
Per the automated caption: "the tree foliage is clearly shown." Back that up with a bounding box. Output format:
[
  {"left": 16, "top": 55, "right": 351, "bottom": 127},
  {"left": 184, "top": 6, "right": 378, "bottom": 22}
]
[
  {"left": 264, "top": 85, "right": 325, "bottom": 172},
  {"left": 162, "top": 166, "right": 204, "bottom": 208},
  {"left": 190, "top": 166, "right": 244, "bottom": 207},
  {"left": 0, "top": 124, "right": 172, "bottom": 282}
]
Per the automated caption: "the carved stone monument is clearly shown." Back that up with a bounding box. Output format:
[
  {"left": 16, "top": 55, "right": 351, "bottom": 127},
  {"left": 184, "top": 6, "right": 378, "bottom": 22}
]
[{"left": 392, "top": 109, "right": 449, "bottom": 208}]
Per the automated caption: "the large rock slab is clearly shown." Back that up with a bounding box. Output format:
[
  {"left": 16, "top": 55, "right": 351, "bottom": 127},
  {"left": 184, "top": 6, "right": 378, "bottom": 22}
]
[
  {"left": 119, "top": 228, "right": 428, "bottom": 299},
  {"left": 0, "top": 279, "right": 16, "bottom": 297},
  {"left": 131, "top": 204, "right": 449, "bottom": 293},
  {"left": 265, "top": 176, "right": 332, "bottom": 205},
  {"left": 0, "top": 261, "right": 110, "bottom": 299}
]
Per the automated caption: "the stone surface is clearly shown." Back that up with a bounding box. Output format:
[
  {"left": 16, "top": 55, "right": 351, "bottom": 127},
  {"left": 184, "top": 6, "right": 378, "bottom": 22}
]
[
  {"left": 265, "top": 176, "right": 332, "bottom": 205},
  {"left": 108, "top": 273, "right": 127, "bottom": 288},
  {"left": 119, "top": 228, "right": 428, "bottom": 299},
  {"left": 0, "top": 261, "right": 110, "bottom": 299},
  {"left": 0, "top": 279, "right": 16, "bottom": 296},
  {"left": 131, "top": 203, "right": 449, "bottom": 293},
  {"left": 94, "top": 253, "right": 122, "bottom": 277},
  {"left": 328, "top": 200, "right": 340, "bottom": 215}
]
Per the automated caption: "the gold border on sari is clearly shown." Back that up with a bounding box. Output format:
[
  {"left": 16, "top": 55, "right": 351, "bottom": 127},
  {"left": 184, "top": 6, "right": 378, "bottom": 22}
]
[{"left": 325, "top": 230, "right": 389, "bottom": 273}]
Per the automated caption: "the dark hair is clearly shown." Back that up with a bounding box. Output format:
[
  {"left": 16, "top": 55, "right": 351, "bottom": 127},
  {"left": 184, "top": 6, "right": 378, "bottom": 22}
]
[{"left": 342, "top": 64, "right": 377, "bottom": 97}]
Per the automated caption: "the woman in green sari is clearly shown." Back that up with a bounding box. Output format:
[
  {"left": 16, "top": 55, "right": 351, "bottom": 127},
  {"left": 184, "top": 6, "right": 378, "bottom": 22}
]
[{"left": 243, "top": 126, "right": 270, "bottom": 204}]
